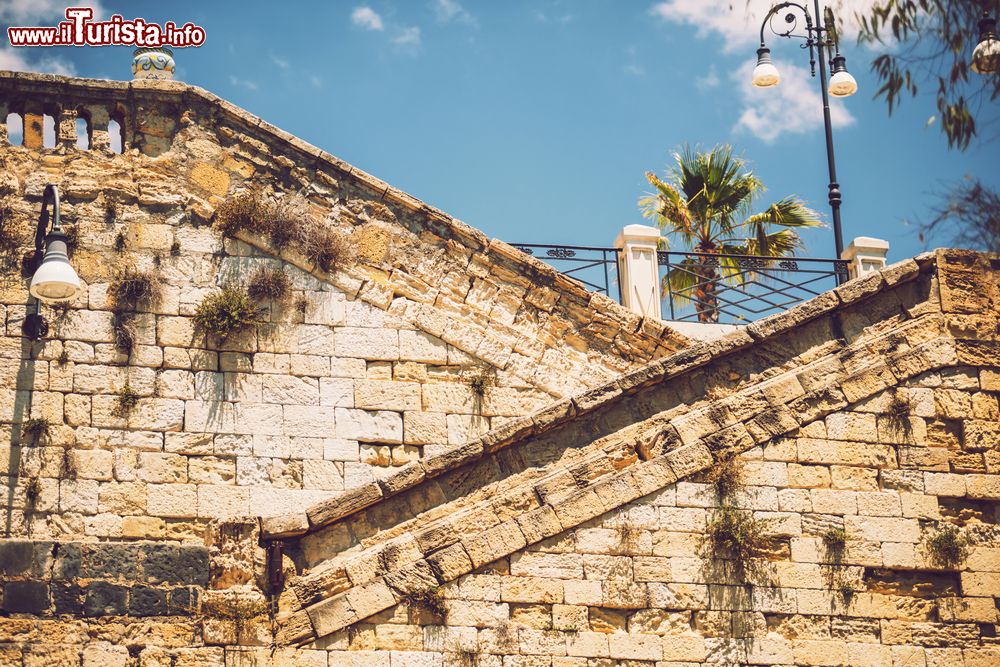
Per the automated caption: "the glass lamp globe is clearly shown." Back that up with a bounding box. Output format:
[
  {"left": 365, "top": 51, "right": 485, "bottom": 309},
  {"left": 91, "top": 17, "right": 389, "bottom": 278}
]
[
  {"left": 828, "top": 70, "right": 858, "bottom": 97},
  {"left": 29, "top": 234, "right": 81, "bottom": 303},
  {"left": 752, "top": 47, "right": 780, "bottom": 88},
  {"left": 828, "top": 55, "right": 858, "bottom": 97},
  {"left": 972, "top": 36, "right": 1000, "bottom": 74}
]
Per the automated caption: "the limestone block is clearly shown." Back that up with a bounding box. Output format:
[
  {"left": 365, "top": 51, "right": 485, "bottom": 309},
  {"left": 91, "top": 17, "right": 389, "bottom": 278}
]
[
  {"left": 303, "top": 459, "right": 344, "bottom": 491},
  {"left": 324, "top": 438, "right": 360, "bottom": 461},
  {"left": 304, "top": 291, "right": 346, "bottom": 326},
  {"left": 197, "top": 484, "right": 250, "bottom": 519},
  {"left": 444, "top": 599, "right": 508, "bottom": 627},
  {"left": 321, "top": 378, "right": 355, "bottom": 407},
  {"left": 147, "top": 483, "right": 198, "bottom": 518},
  {"left": 399, "top": 330, "right": 449, "bottom": 363},
  {"left": 59, "top": 479, "right": 99, "bottom": 513},
  {"left": 355, "top": 380, "right": 421, "bottom": 412},
  {"left": 335, "top": 327, "right": 399, "bottom": 360},
  {"left": 511, "top": 552, "right": 583, "bottom": 579},
  {"left": 283, "top": 404, "right": 336, "bottom": 437},
  {"left": 155, "top": 370, "right": 195, "bottom": 399},
  {"left": 446, "top": 413, "right": 491, "bottom": 445},
  {"left": 830, "top": 465, "right": 878, "bottom": 491},
  {"left": 856, "top": 491, "right": 902, "bottom": 516},
  {"left": 336, "top": 408, "right": 403, "bottom": 444},
  {"left": 138, "top": 452, "right": 188, "bottom": 483},
  {"left": 188, "top": 456, "right": 236, "bottom": 484},
  {"left": 844, "top": 516, "right": 920, "bottom": 543},
  {"left": 825, "top": 412, "right": 878, "bottom": 441},
  {"left": 74, "top": 449, "right": 113, "bottom": 481},
  {"left": 261, "top": 375, "right": 320, "bottom": 404},
  {"left": 398, "top": 411, "right": 445, "bottom": 445}
]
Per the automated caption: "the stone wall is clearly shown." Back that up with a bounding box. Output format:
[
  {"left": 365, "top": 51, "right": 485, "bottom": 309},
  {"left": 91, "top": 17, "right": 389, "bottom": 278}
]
[
  {"left": 268, "top": 250, "right": 1000, "bottom": 665},
  {"left": 0, "top": 69, "right": 997, "bottom": 667},
  {"left": 0, "top": 71, "right": 686, "bottom": 540}
]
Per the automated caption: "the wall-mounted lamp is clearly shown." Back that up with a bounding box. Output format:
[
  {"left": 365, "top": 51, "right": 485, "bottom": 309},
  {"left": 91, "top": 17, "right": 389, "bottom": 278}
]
[{"left": 22, "top": 184, "right": 81, "bottom": 340}]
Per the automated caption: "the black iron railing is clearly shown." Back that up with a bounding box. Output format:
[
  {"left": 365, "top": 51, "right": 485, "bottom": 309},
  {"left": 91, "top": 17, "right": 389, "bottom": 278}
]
[
  {"left": 511, "top": 244, "right": 622, "bottom": 301},
  {"left": 657, "top": 250, "right": 850, "bottom": 324}
]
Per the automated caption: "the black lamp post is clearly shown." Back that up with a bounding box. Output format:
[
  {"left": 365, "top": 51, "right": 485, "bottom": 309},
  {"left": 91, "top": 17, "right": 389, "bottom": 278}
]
[
  {"left": 22, "top": 184, "right": 82, "bottom": 340},
  {"left": 751, "top": 1, "right": 857, "bottom": 277}
]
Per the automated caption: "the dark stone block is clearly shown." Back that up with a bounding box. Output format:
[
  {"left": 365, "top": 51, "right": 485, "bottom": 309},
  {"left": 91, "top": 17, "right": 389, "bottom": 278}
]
[
  {"left": 141, "top": 545, "right": 179, "bottom": 584},
  {"left": 52, "top": 542, "right": 81, "bottom": 579},
  {"left": 80, "top": 543, "right": 141, "bottom": 580},
  {"left": 0, "top": 541, "right": 53, "bottom": 577},
  {"left": 128, "top": 586, "right": 167, "bottom": 616},
  {"left": 143, "top": 545, "right": 209, "bottom": 586},
  {"left": 167, "top": 586, "right": 199, "bottom": 615},
  {"left": 83, "top": 581, "right": 128, "bottom": 617},
  {"left": 2, "top": 580, "right": 49, "bottom": 614},
  {"left": 174, "top": 546, "right": 211, "bottom": 586},
  {"left": 51, "top": 581, "right": 83, "bottom": 615},
  {"left": 0, "top": 541, "right": 34, "bottom": 576}
]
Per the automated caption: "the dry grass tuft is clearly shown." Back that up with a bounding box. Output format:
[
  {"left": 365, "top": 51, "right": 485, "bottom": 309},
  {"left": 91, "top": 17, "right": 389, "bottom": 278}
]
[
  {"left": 109, "top": 266, "right": 160, "bottom": 312},
  {"left": 214, "top": 191, "right": 352, "bottom": 273},
  {"left": 304, "top": 226, "right": 351, "bottom": 273},
  {"left": 247, "top": 266, "right": 291, "bottom": 301}
]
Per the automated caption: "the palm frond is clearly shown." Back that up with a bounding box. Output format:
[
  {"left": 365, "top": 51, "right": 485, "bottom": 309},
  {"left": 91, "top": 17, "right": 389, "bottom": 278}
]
[{"left": 660, "top": 259, "right": 701, "bottom": 306}]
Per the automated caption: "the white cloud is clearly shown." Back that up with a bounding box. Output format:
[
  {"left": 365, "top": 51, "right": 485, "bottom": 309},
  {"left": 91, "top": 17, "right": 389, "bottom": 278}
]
[
  {"left": 392, "top": 26, "right": 422, "bottom": 51},
  {"left": 229, "top": 75, "right": 259, "bottom": 91},
  {"left": 732, "top": 59, "right": 854, "bottom": 142},
  {"left": 695, "top": 65, "right": 720, "bottom": 91},
  {"left": 623, "top": 63, "right": 645, "bottom": 77},
  {"left": 0, "top": 0, "right": 104, "bottom": 23},
  {"left": 269, "top": 53, "right": 290, "bottom": 70},
  {"left": 433, "top": 0, "right": 477, "bottom": 26},
  {"left": 0, "top": 46, "right": 75, "bottom": 75},
  {"left": 351, "top": 6, "right": 385, "bottom": 31},
  {"left": 649, "top": 0, "right": 869, "bottom": 53}
]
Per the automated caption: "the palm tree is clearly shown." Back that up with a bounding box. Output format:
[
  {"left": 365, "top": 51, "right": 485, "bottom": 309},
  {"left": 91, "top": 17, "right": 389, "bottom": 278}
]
[{"left": 639, "top": 145, "right": 823, "bottom": 323}]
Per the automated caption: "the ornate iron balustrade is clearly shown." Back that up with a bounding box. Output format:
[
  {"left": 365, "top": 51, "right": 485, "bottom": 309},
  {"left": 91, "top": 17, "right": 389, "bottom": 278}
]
[
  {"left": 510, "top": 244, "right": 622, "bottom": 301},
  {"left": 657, "top": 250, "right": 850, "bottom": 324}
]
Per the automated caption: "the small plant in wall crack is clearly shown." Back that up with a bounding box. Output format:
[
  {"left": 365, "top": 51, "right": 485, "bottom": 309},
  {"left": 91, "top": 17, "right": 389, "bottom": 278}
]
[
  {"left": 703, "top": 505, "right": 773, "bottom": 582},
  {"left": 109, "top": 266, "right": 160, "bottom": 312},
  {"left": 705, "top": 454, "right": 745, "bottom": 500},
  {"left": 450, "top": 648, "right": 479, "bottom": 667},
  {"left": 109, "top": 266, "right": 160, "bottom": 355},
  {"left": 194, "top": 286, "right": 262, "bottom": 339},
  {"left": 463, "top": 365, "right": 497, "bottom": 398},
  {"left": 822, "top": 527, "right": 848, "bottom": 561},
  {"left": 304, "top": 226, "right": 351, "bottom": 273},
  {"left": 247, "top": 265, "right": 291, "bottom": 301},
  {"left": 405, "top": 588, "right": 447, "bottom": 623},
  {"left": 113, "top": 383, "right": 140, "bottom": 418},
  {"left": 926, "top": 524, "right": 969, "bottom": 568},
  {"left": 24, "top": 476, "right": 41, "bottom": 508},
  {"left": 60, "top": 445, "right": 77, "bottom": 480},
  {"left": 21, "top": 418, "right": 50, "bottom": 444}
]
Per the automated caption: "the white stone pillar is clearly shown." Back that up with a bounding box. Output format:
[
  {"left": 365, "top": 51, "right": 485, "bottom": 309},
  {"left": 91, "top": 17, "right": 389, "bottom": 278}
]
[
  {"left": 614, "top": 224, "right": 662, "bottom": 320},
  {"left": 841, "top": 237, "right": 890, "bottom": 280}
]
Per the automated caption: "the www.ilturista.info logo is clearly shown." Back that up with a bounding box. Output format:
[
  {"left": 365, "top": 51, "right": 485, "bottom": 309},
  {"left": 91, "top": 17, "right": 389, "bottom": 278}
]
[{"left": 6, "top": 7, "right": 206, "bottom": 48}]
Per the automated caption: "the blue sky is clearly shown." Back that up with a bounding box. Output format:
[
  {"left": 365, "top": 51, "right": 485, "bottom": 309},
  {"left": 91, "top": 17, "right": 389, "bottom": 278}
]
[{"left": 2, "top": 0, "right": 998, "bottom": 265}]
